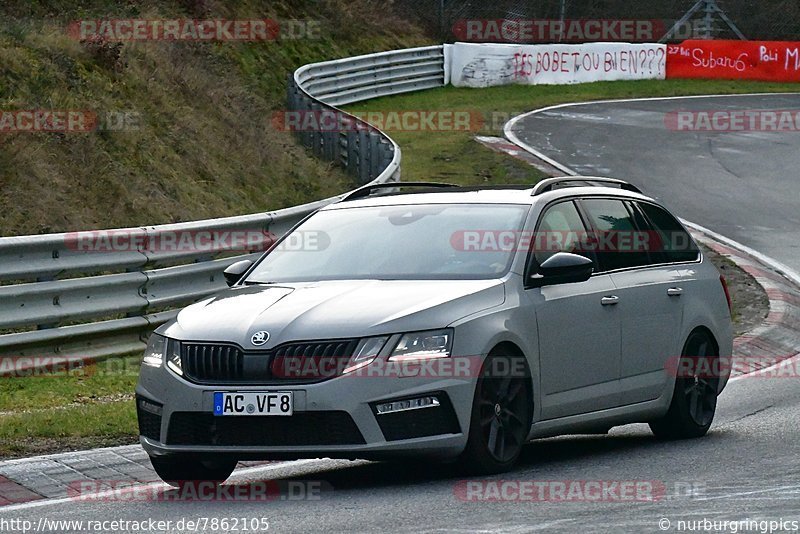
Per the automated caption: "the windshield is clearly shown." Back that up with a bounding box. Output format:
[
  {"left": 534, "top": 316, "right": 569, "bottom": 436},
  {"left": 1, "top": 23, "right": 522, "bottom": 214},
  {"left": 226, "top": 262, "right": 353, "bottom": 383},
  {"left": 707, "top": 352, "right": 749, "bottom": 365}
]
[{"left": 245, "top": 203, "right": 530, "bottom": 283}]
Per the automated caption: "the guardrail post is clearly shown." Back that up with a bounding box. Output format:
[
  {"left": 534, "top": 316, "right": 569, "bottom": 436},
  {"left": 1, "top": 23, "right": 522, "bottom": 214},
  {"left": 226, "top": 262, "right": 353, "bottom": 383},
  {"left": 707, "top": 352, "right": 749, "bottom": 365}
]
[
  {"left": 378, "top": 138, "right": 395, "bottom": 177},
  {"left": 346, "top": 127, "right": 360, "bottom": 178},
  {"left": 368, "top": 130, "right": 384, "bottom": 181},
  {"left": 357, "top": 128, "right": 371, "bottom": 184},
  {"left": 310, "top": 102, "right": 324, "bottom": 157}
]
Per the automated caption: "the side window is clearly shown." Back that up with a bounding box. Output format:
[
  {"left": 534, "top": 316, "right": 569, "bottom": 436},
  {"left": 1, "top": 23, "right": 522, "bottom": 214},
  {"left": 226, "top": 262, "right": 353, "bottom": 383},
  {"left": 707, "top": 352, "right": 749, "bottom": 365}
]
[
  {"left": 580, "top": 198, "right": 651, "bottom": 272},
  {"left": 532, "top": 200, "right": 593, "bottom": 268},
  {"left": 638, "top": 202, "right": 700, "bottom": 263}
]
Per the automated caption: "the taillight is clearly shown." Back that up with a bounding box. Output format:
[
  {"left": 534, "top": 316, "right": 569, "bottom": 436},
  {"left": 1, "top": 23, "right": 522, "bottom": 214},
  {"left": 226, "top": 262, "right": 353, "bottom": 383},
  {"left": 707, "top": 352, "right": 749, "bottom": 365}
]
[{"left": 720, "top": 275, "right": 732, "bottom": 316}]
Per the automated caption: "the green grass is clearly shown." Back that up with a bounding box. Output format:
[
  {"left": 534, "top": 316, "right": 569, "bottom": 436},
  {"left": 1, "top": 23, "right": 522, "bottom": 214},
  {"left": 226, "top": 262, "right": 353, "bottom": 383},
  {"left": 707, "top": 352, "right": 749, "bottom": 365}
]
[
  {"left": 345, "top": 79, "right": 800, "bottom": 184},
  {"left": 0, "top": 355, "right": 139, "bottom": 411},
  {"left": 0, "top": 355, "right": 139, "bottom": 457},
  {"left": 0, "top": 402, "right": 137, "bottom": 457}
]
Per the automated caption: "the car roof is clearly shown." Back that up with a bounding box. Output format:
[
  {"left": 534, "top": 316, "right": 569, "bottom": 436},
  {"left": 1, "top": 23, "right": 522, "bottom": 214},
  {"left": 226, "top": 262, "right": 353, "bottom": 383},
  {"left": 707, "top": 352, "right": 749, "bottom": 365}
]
[{"left": 321, "top": 181, "right": 657, "bottom": 211}]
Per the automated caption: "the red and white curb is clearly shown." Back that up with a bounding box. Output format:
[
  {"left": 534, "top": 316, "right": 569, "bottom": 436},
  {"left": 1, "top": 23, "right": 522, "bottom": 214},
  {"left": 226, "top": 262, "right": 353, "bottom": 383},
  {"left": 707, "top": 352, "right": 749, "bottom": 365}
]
[{"left": 687, "top": 223, "right": 800, "bottom": 379}]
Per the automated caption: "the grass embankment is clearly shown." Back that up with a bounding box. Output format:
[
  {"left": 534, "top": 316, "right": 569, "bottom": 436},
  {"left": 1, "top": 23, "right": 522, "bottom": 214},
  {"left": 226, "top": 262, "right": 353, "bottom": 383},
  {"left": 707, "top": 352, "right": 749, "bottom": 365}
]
[{"left": 0, "top": 0, "right": 433, "bottom": 235}]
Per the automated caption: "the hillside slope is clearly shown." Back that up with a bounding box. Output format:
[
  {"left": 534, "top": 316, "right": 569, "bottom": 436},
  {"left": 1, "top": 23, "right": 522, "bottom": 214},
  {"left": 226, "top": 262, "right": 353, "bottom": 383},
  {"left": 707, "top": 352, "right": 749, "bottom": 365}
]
[{"left": 0, "top": 0, "right": 432, "bottom": 235}]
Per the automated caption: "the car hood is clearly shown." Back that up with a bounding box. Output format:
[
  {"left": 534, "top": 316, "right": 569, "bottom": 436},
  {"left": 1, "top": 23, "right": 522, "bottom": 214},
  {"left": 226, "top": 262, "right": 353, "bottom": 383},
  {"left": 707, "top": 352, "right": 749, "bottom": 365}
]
[{"left": 161, "top": 279, "right": 505, "bottom": 347}]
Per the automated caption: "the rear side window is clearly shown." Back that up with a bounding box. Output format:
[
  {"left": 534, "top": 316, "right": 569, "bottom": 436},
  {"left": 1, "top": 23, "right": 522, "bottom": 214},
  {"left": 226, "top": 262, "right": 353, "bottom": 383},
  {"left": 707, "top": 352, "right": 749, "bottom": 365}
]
[
  {"left": 580, "top": 198, "right": 651, "bottom": 272},
  {"left": 638, "top": 202, "right": 700, "bottom": 263}
]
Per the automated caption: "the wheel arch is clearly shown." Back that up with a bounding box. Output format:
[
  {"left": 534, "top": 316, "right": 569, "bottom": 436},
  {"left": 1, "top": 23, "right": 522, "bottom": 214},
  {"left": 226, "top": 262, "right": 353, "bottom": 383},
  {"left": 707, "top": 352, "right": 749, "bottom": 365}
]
[{"left": 487, "top": 340, "right": 535, "bottom": 424}]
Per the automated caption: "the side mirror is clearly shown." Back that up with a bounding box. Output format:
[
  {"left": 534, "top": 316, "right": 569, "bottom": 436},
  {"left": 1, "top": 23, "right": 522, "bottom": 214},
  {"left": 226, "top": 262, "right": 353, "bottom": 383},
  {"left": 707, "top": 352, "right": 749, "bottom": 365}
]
[
  {"left": 530, "top": 252, "right": 593, "bottom": 288},
  {"left": 223, "top": 260, "right": 253, "bottom": 287}
]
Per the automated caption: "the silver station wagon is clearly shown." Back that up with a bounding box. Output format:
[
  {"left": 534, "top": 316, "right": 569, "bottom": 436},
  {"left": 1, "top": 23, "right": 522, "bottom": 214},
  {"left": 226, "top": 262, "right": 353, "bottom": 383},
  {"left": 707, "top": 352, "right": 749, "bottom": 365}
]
[{"left": 136, "top": 177, "right": 734, "bottom": 483}]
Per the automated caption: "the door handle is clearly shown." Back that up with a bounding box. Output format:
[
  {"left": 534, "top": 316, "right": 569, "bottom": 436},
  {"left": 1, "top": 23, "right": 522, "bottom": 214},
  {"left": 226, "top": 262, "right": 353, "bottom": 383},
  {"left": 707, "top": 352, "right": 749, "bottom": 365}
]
[
  {"left": 667, "top": 287, "right": 683, "bottom": 296},
  {"left": 601, "top": 296, "right": 620, "bottom": 306}
]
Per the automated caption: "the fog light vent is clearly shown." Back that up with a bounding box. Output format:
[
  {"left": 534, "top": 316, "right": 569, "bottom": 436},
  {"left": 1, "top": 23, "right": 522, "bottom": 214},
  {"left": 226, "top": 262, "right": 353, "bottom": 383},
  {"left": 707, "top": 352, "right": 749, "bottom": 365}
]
[{"left": 376, "top": 396, "right": 440, "bottom": 415}]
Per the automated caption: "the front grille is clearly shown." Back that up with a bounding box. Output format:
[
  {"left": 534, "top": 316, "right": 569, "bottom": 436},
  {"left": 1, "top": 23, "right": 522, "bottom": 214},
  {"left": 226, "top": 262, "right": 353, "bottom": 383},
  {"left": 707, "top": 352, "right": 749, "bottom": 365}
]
[
  {"left": 372, "top": 393, "right": 461, "bottom": 442},
  {"left": 271, "top": 339, "right": 358, "bottom": 380},
  {"left": 136, "top": 396, "right": 162, "bottom": 441},
  {"left": 166, "top": 411, "right": 365, "bottom": 446},
  {"left": 181, "top": 339, "right": 358, "bottom": 385},
  {"left": 182, "top": 344, "right": 245, "bottom": 383}
]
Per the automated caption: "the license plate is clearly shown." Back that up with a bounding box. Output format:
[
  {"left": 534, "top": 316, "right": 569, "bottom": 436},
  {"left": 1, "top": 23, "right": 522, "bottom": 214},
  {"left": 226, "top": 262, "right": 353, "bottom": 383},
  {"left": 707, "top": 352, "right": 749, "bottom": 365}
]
[{"left": 213, "top": 392, "right": 293, "bottom": 416}]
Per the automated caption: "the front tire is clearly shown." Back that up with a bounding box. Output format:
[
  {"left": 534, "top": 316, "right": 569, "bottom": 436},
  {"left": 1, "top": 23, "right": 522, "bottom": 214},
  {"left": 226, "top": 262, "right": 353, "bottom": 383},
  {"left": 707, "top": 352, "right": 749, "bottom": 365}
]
[
  {"left": 459, "top": 351, "right": 532, "bottom": 474},
  {"left": 650, "top": 330, "right": 720, "bottom": 439},
  {"left": 150, "top": 456, "right": 237, "bottom": 487}
]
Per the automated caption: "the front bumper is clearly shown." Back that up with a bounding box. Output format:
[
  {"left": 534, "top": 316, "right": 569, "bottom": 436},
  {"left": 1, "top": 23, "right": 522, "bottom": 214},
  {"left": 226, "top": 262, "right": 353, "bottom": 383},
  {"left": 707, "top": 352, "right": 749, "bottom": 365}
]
[{"left": 136, "top": 355, "right": 476, "bottom": 461}]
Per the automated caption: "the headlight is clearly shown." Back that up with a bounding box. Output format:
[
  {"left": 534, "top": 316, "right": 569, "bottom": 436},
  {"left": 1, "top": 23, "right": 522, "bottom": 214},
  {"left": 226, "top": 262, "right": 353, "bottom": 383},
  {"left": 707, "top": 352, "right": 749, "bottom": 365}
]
[
  {"left": 142, "top": 334, "right": 182, "bottom": 374},
  {"left": 142, "top": 334, "right": 166, "bottom": 368},
  {"left": 166, "top": 339, "right": 182, "bottom": 375},
  {"left": 389, "top": 329, "right": 452, "bottom": 361},
  {"left": 343, "top": 336, "right": 389, "bottom": 374}
]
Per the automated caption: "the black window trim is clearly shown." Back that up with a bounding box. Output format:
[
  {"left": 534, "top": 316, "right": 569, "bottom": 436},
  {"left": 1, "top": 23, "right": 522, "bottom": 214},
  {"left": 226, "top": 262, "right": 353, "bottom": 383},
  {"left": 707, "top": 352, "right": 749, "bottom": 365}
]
[
  {"left": 575, "top": 196, "right": 660, "bottom": 274},
  {"left": 523, "top": 197, "right": 599, "bottom": 288},
  {"left": 576, "top": 196, "right": 702, "bottom": 274},
  {"left": 525, "top": 194, "right": 702, "bottom": 285},
  {"left": 633, "top": 199, "right": 702, "bottom": 268}
]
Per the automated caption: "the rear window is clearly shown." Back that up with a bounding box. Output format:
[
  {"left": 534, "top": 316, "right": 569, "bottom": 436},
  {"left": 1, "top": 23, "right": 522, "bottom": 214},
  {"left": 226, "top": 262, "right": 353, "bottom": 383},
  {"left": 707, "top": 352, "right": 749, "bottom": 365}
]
[{"left": 580, "top": 198, "right": 651, "bottom": 272}]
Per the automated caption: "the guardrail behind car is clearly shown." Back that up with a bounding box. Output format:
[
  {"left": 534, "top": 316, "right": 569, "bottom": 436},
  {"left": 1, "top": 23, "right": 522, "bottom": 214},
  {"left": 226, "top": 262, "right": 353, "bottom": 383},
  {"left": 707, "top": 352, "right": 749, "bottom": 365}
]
[{"left": 0, "top": 45, "right": 446, "bottom": 366}]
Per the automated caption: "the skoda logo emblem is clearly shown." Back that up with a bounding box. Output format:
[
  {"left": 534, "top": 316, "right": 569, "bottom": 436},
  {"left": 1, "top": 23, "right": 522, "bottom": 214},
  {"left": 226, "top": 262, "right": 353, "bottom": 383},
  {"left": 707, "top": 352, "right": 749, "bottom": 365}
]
[{"left": 251, "top": 331, "right": 270, "bottom": 346}]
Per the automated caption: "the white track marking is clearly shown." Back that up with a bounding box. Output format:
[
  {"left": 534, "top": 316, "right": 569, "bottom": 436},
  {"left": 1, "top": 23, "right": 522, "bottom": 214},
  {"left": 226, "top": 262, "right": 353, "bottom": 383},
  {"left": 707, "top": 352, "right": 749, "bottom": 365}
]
[{"left": 0, "top": 458, "right": 330, "bottom": 512}]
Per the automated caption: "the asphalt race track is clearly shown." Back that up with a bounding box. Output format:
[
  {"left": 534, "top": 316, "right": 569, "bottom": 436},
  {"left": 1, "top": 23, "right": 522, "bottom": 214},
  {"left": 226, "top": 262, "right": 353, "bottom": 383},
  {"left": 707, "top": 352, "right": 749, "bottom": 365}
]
[
  {"left": 3, "top": 94, "right": 800, "bottom": 534},
  {"left": 3, "top": 375, "right": 800, "bottom": 533},
  {"left": 507, "top": 93, "right": 800, "bottom": 273}
]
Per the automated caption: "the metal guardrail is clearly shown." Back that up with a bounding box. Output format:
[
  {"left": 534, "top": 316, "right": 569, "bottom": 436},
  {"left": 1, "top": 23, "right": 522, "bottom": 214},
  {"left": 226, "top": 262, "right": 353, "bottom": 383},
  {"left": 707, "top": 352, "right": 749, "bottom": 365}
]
[{"left": 0, "top": 45, "right": 446, "bottom": 365}]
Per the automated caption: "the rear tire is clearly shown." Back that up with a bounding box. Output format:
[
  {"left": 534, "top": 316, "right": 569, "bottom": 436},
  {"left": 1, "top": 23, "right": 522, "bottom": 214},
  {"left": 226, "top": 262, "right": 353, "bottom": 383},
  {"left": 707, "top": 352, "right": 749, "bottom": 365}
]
[
  {"left": 650, "top": 330, "right": 720, "bottom": 440},
  {"left": 458, "top": 351, "right": 532, "bottom": 474},
  {"left": 150, "top": 456, "right": 237, "bottom": 487}
]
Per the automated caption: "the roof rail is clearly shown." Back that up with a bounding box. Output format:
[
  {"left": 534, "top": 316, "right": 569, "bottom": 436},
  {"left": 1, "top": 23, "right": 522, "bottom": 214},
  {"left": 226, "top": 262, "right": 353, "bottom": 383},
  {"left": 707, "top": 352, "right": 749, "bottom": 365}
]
[
  {"left": 339, "top": 181, "right": 460, "bottom": 202},
  {"left": 531, "top": 176, "right": 642, "bottom": 196}
]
